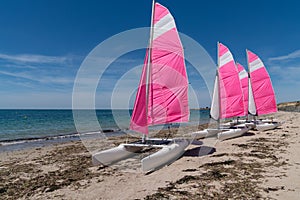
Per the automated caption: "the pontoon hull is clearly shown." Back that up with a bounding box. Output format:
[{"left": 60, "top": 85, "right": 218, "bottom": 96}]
[
  {"left": 141, "top": 139, "right": 189, "bottom": 172},
  {"left": 92, "top": 138, "right": 189, "bottom": 172},
  {"left": 92, "top": 144, "right": 143, "bottom": 166},
  {"left": 221, "top": 121, "right": 256, "bottom": 130},
  {"left": 191, "top": 129, "right": 222, "bottom": 139},
  {"left": 255, "top": 122, "right": 281, "bottom": 132},
  {"left": 218, "top": 127, "right": 250, "bottom": 141},
  {"left": 234, "top": 122, "right": 256, "bottom": 130}
]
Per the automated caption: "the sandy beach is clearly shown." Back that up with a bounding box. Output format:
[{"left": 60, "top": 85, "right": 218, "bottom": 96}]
[{"left": 0, "top": 111, "right": 299, "bottom": 199}]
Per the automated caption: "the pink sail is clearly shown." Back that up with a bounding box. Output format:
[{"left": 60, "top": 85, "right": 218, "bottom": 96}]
[
  {"left": 217, "top": 43, "right": 244, "bottom": 119},
  {"left": 130, "top": 3, "right": 189, "bottom": 135},
  {"left": 237, "top": 63, "right": 249, "bottom": 116},
  {"left": 247, "top": 50, "right": 277, "bottom": 115}
]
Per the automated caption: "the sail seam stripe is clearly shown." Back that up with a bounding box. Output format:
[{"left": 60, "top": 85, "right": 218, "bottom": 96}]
[
  {"left": 153, "top": 13, "right": 176, "bottom": 40},
  {"left": 219, "top": 51, "right": 233, "bottom": 67},
  {"left": 239, "top": 69, "right": 248, "bottom": 79},
  {"left": 249, "top": 58, "right": 264, "bottom": 72}
]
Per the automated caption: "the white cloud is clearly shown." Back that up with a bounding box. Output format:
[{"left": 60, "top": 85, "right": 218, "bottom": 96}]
[
  {"left": 269, "top": 50, "right": 300, "bottom": 61},
  {"left": 0, "top": 53, "right": 70, "bottom": 64},
  {"left": 1, "top": 63, "right": 37, "bottom": 69},
  {"left": 266, "top": 51, "right": 300, "bottom": 103},
  {"left": 0, "top": 52, "right": 78, "bottom": 88},
  {"left": 0, "top": 70, "right": 74, "bottom": 85},
  {"left": 0, "top": 91, "right": 72, "bottom": 109},
  {"left": 270, "top": 64, "right": 300, "bottom": 74}
]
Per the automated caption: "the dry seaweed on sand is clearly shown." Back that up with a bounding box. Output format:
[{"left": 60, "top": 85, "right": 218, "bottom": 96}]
[
  {"left": 0, "top": 142, "right": 103, "bottom": 199},
  {"left": 145, "top": 127, "right": 289, "bottom": 199}
]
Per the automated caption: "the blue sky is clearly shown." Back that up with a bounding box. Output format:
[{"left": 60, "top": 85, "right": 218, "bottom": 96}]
[{"left": 0, "top": 0, "right": 300, "bottom": 108}]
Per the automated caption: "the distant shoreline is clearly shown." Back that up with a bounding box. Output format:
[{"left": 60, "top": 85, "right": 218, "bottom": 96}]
[
  {"left": 190, "top": 107, "right": 210, "bottom": 110},
  {"left": 277, "top": 100, "right": 300, "bottom": 112}
]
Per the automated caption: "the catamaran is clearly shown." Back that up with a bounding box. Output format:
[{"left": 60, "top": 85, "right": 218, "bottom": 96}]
[
  {"left": 192, "top": 42, "right": 250, "bottom": 141},
  {"left": 246, "top": 50, "right": 281, "bottom": 131},
  {"left": 92, "top": 1, "right": 190, "bottom": 172},
  {"left": 222, "top": 63, "right": 256, "bottom": 129},
  {"left": 218, "top": 51, "right": 281, "bottom": 131}
]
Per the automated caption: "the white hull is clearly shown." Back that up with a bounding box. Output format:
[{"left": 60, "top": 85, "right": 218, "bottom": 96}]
[
  {"left": 142, "top": 139, "right": 189, "bottom": 172},
  {"left": 260, "top": 119, "right": 278, "bottom": 123},
  {"left": 223, "top": 119, "right": 281, "bottom": 132},
  {"left": 235, "top": 122, "right": 256, "bottom": 129},
  {"left": 221, "top": 121, "right": 256, "bottom": 130},
  {"left": 221, "top": 121, "right": 235, "bottom": 128},
  {"left": 192, "top": 125, "right": 251, "bottom": 141},
  {"left": 218, "top": 127, "right": 250, "bottom": 141},
  {"left": 227, "top": 118, "right": 279, "bottom": 125},
  {"left": 255, "top": 122, "right": 281, "bottom": 132},
  {"left": 191, "top": 128, "right": 222, "bottom": 139},
  {"left": 92, "top": 138, "right": 188, "bottom": 173},
  {"left": 92, "top": 144, "right": 143, "bottom": 166}
]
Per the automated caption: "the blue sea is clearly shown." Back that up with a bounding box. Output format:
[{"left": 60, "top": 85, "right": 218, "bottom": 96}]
[{"left": 0, "top": 109, "right": 210, "bottom": 151}]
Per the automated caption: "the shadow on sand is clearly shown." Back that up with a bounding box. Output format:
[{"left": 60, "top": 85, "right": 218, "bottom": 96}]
[{"left": 183, "top": 146, "right": 216, "bottom": 157}]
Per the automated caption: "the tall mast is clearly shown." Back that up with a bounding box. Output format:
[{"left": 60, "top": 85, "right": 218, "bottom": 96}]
[
  {"left": 217, "top": 42, "right": 221, "bottom": 128},
  {"left": 246, "top": 49, "right": 250, "bottom": 120},
  {"left": 143, "top": 0, "right": 155, "bottom": 142},
  {"left": 246, "top": 49, "right": 256, "bottom": 120}
]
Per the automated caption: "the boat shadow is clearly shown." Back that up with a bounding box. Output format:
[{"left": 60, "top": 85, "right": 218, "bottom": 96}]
[
  {"left": 190, "top": 140, "right": 203, "bottom": 145},
  {"left": 243, "top": 131, "right": 256, "bottom": 137},
  {"left": 183, "top": 145, "right": 216, "bottom": 157}
]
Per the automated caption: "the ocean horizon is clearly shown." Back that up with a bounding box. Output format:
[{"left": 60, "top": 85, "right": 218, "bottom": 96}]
[{"left": 0, "top": 109, "right": 210, "bottom": 151}]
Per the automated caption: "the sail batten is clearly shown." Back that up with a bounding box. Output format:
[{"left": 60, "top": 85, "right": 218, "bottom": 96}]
[{"left": 130, "top": 3, "right": 189, "bottom": 135}]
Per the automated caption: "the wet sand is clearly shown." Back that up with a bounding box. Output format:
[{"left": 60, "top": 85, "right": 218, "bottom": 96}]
[{"left": 0, "top": 111, "right": 299, "bottom": 199}]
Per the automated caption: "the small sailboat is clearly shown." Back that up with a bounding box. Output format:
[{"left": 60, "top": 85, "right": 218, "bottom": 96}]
[
  {"left": 246, "top": 50, "right": 281, "bottom": 131},
  {"left": 192, "top": 42, "right": 250, "bottom": 141},
  {"left": 224, "top": 63, "right": 256, "bottom": 129},
  {"left": 93, "top": 1, "right": 190, "bottom": 172}
]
